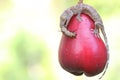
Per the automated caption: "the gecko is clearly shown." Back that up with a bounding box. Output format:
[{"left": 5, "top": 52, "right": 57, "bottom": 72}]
[{"left": 60, "top": 0, "right": 109, "bottom": 79}]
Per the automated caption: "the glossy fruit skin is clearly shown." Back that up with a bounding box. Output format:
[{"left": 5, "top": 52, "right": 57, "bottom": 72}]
[{"left": 59, "top": 14, "right": 107, "bottom": 76}]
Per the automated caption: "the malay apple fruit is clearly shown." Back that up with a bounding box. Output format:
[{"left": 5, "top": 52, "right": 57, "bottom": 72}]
[{"left": 58, "top": 14, "right": 107, "bottom": 76}]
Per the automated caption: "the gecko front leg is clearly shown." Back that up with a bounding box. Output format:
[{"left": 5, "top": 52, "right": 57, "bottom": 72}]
[
  {"left": 60, "top": 8, "right": 76, "bottom": 37},
  {"left": 60, "top": 4, "right": 84, "bottom": 37}
]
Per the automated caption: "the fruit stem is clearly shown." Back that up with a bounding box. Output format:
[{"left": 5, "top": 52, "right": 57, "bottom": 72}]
[{"left": 78, "top": 0, "right": 83, "bottom": 4}]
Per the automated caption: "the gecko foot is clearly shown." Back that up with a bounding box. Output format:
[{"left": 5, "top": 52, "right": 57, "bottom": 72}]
[
  {"left": 61, "top": 27, "right": 76, "bottom": 37},
  {"left": 76, "top": 14, "right": 82, "bottom": 22},
  {"left": 91, "top": 29, "right": 100, "bottom": 38}
]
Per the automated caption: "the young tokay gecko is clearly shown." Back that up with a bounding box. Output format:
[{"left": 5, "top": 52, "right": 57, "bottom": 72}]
[{"left": 60, "top": 0, "right": 109, "bottom": 79}]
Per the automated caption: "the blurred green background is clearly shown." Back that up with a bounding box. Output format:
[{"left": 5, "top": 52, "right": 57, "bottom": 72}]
[{"left": 0, "top": 0, "right": 120, "bottom": 80}]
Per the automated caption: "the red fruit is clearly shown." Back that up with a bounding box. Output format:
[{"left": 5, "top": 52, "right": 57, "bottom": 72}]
[{"left": 59, "top": 14, "right": 107, "bottom": 76}]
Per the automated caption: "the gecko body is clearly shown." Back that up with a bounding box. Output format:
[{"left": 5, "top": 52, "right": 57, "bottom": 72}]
[{"left": 60, "top": 3, "right": 103, "bottom": 37}]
